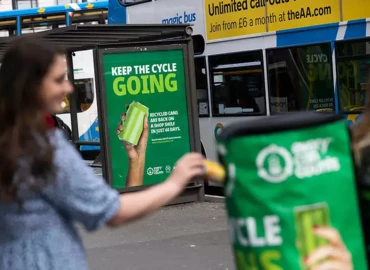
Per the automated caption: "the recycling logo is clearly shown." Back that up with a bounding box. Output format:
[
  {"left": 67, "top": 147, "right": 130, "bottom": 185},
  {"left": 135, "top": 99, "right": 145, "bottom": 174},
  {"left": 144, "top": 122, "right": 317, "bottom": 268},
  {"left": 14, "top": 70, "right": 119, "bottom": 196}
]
[{"left": 256, "top": 144, "right": 293, "bottom": 183}]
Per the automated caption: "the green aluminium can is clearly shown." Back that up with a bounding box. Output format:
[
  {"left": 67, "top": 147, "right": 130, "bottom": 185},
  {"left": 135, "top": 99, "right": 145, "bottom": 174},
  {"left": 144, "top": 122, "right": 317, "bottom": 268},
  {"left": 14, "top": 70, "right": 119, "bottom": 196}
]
[
  {"left": 216, "top": 112, "right": 367, "bottom": 270},
  {"left": 294, "top": 203, "right": 330, "bottom": 269},
  {"left": 117, "top": 101, "right": 149, "bottom": 146}
]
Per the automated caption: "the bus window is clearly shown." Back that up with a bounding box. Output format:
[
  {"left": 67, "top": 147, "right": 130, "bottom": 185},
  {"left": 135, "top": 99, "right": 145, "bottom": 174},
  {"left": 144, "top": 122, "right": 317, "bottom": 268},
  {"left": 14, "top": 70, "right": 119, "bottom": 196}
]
[
  {"left": 0, "top": 18, "right": 17, "bottom": 37},
  {"left": 56, "top": 0, "right": 77, "bottom": 5},
  {"left": 15, "top": 0, "right": 38, "bottom": 9},
  {"left": 208, "top": 51, "right": 265, "bottom": 116},
  {"left": 336, "top": 39, "right": 370, "bottom": 113},
  {"left": 267, "top": 43, "right": 334, "bottom": 113},
  {"left": 120, "top": 0, "right": 152, "bottom": 6},
  {"left": 195, "top": 57, "right": 209, "bottom": 117},
  {"left": 71, "top": 9, "right": 108, "bottom": 25},
  {"left": 21, "top": 13, "right": 67, "bottom": 35},
  {"left": 61, "top": 78, "right": 94, "bottom": 114},
  {"left": 193, "top": 35, "right": 205, "bottom": 55}
]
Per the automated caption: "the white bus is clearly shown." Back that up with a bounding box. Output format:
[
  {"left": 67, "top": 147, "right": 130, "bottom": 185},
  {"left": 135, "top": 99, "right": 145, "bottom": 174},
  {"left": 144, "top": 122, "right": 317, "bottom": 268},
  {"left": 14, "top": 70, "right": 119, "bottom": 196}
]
[{"left": 122, "top": 0, "right": 370, "bottom": 165}]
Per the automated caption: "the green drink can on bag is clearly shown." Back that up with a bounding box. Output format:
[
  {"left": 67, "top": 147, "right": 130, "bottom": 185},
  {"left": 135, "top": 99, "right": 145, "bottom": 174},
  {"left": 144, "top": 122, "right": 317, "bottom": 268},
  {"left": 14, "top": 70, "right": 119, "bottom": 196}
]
[
  {"left": 294, "top": 203, "right": 330, "bottom": 269},
  {"left": 216, "top": 112, "right": 367, "bottom": 270},
  {"left": 117, "top": 101, "right": 148, "bottom": 146}
]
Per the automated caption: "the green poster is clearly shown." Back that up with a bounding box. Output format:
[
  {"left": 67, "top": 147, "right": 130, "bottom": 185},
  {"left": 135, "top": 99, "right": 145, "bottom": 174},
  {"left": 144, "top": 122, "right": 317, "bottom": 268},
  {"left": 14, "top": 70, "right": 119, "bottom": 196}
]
[
  {"left": 217, "top": 117, "right": 367, "bottom": 269},
  {"left": 102, "top": 48, "right": 191, "bottom": 189}
]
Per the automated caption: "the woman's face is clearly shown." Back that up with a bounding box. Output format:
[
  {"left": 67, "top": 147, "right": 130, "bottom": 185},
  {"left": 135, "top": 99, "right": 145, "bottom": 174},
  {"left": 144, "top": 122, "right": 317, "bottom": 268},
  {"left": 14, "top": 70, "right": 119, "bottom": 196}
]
[{"left": 40, "top": 55, "right": 73, "bottom": 114}]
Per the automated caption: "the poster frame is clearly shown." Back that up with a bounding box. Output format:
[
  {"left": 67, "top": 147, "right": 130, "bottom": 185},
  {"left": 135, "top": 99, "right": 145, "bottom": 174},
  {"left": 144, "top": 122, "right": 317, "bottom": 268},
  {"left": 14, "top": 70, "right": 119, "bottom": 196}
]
[{"left": 94, "top": 40, "right": 204, "bottom": 202}]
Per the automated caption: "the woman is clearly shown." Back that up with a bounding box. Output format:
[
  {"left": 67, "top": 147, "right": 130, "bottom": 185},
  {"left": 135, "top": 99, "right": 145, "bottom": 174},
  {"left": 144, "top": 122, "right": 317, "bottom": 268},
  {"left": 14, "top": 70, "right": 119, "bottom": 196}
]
[
  {"left": 0, "top": 37, "right": 205, "bottom": 269},
  {"left": 44, "top": 114, "right": 72, "bottom": 141},
  {"left": 350, "top": 70, "right": 370, "bottom": 268}
]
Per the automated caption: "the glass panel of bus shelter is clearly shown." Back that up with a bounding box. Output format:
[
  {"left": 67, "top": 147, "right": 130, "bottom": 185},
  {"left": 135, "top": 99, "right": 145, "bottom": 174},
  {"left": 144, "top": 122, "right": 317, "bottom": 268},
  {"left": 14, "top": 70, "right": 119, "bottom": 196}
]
[
  {"left": 60, "top": 79, "right": 95, "bottom": 114},
  {"left": 195, "top": 57, "right": 209, "bottom": 117},
  {"left": 267, "top": 43, "right": 335, "bottom": 113},
  {"left": 336, "top": 39, "right": 370, "bottom": 112},
  {"left": 209, "top": 51, "right": 265, "bottom": 116}
]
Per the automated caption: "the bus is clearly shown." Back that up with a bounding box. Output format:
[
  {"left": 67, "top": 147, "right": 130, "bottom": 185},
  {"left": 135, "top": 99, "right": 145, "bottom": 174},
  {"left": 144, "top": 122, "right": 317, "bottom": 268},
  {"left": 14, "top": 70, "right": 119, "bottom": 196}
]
[
  {"left": 0, "top": 1, "right": 109, "bottom": 158},
  {"left": 0, "top": 1, "right": 108, "bottom": 36},
  {"left": 118, "top": 0, "right": 370, "bottom": 164}
]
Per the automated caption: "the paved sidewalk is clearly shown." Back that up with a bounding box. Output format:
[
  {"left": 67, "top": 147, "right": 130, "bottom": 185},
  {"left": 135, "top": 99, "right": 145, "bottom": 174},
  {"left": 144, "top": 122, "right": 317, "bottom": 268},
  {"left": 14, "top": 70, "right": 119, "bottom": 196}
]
[{"left": 80, "top": 202, "right": 235, "bottom": 270}]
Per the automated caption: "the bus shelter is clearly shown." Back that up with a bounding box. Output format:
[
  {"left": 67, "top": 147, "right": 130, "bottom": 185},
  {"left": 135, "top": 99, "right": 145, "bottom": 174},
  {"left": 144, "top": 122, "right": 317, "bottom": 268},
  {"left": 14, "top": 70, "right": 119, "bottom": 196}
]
[{"left": 0, "top": 24, "right": 205, "bottom": 204}]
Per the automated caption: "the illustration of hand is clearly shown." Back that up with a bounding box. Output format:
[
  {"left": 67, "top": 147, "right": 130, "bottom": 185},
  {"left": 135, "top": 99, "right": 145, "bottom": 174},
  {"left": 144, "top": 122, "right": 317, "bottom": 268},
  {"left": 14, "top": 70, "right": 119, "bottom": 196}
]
[
  {"left": 116, "top": 104, "right": 149, "bottom": 161},
  {"left": 304, "top": 226, "right": 353, "bottom": 270}
]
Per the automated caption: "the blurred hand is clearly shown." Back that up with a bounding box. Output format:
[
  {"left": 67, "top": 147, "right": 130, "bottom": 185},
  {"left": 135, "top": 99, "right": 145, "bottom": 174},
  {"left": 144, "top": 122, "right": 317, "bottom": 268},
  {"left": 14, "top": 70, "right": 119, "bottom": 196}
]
[
  {"left": 305, "top": 226, "right": 353, "bottom": 270},
  {"left": 167, "top": 153, "right": 205, "bottom": 189},
  {"left": 116, "top": 104, "right": 149, "bottom": 161}
]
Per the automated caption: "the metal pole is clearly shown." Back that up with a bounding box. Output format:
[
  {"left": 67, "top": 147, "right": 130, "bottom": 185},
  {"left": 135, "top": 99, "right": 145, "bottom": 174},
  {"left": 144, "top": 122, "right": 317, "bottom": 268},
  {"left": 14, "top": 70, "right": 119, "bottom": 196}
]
[
  {"left": 186, "top": 38, "right": 205, "bottom": 202},
  {"left": 16, "top": 16, "right": 21, "bottom": 36},
  {"left": 93, "top": 48, "right": 110, "bottom": 183},
  {"left": 66, "top": 52, "right": 79, "bottom": 146}
]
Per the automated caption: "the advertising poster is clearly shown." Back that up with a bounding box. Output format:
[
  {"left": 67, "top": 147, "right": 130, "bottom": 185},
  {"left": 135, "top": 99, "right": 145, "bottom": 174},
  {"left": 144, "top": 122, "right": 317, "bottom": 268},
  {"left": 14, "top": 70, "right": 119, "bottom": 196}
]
[
  {"left": 342, "top": 0, "right": 370, "bottom": 21},
  {"left": 101, "top": 48, "right": 191, "bottom": 189},
  {"left": 204, "top": 0, "right": 370, "bottom": 41},
  {"left": 204, "top": 0, "right": 340, "bottom": 41}
]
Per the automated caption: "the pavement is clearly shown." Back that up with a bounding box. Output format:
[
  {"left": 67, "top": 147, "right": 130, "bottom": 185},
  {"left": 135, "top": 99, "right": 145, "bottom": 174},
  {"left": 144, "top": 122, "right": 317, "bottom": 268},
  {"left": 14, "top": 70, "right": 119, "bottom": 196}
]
[{"left": 79, "top": 201, "right": 235, "bottom": 270}]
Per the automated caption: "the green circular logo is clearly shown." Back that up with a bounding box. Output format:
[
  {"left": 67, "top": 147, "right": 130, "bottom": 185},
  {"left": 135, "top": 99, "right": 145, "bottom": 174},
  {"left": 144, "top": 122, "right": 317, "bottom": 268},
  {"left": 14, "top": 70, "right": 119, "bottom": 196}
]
[{"left": 214, "top": 123, "right": 224, "bottom": 138}]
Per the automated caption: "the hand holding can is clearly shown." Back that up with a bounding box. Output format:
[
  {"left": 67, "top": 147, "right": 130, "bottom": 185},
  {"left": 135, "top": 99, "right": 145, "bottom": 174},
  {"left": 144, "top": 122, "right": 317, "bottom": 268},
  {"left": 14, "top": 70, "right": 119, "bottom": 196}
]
[
  {"left": 116, "top": 102, "right": 149, "bottom": 161},
  {"left": 203, "top": 160, "right": 226, "bottom": 184},
  {"left": 304, "top": 226, "right": 353, "bottom": 270},
  {"left": 167, "top": 153, "right": 205, "bottom": 189}
]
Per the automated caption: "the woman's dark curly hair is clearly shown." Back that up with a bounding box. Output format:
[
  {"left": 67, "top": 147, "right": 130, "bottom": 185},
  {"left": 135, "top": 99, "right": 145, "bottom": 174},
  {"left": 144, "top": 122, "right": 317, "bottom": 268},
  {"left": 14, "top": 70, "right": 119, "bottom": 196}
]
[{"left": 0, "top": 36, "right": 64, "bottom": 202}]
